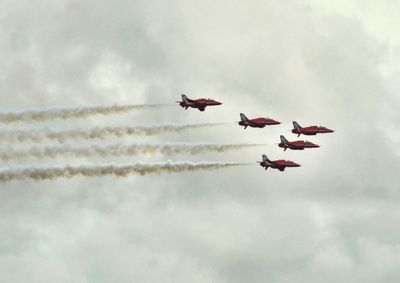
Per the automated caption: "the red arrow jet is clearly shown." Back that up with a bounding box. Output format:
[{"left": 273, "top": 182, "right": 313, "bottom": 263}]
[
  {"left": 238, "top": 113, "right": 280, "bottom": 129},
  {"left": 177, "top": 94, "right": 222, "bottom": 111},
  {"left": 258, "top": 154, "right": 301, "bottom": 171},
  {"left": 291, "top": 121, "right": 334, "bottom": 137},
  {"left": 278, "top": 135, "right": 319, "bottom": 151}
]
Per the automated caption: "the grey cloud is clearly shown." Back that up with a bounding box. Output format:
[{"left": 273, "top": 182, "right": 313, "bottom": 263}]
[{"left": 0, "top": 0, "right": 399, "bottom": 282}]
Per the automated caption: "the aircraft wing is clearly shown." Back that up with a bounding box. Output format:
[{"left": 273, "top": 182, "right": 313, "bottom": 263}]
[
  {"left": 290, "top": 144, "right": 303, "bottom": 149},
  {"left": 247, "top": 120, "right": 263, "bottom": 126},
  {"left": 269, "top": 161, "right": 280, "bottom": 166},
  {"left": 190, "top": 100, "right": 206, "bottom": 106}
]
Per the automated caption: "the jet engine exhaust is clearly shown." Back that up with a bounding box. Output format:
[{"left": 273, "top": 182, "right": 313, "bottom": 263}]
[
  {"left": 0, "top": 162, "right": 250, "bottom": 183},
  {"left": 0, "top": 104, "right": 170, "bottom": 123},
  {"left": 0, "top": 123, "right": 225, "bottom": 143},
  {"left": 0, "top": 143, "right": 266, "bottom": 160}
]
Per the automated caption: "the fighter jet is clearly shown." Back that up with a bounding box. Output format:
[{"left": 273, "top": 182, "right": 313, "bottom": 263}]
[
  {"left": 238, "top": 113, "right": 280, "bottom": 129},
  {"left": 177, "top": 94, "right": 222, "bottom": 111},
  {"left": 291, "top": 121, "right": 334, "bottom": 137},
  {"left": 257, "top": 154, "right": 301, "bottom": 171},
  {"left": 278, "top": 135, "right": 319, "bottom": 151}
]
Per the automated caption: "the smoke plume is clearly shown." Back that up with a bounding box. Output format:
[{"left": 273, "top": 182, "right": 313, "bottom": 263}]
[
  {"left": 0, "top": 143, "right": 264, "bottom": 160},
  {"left": 0, "top": 104, "right": 170, "bottom": 123},
  {"left": 0, "top": 123, "right": 224, "bottom": 143},
  {"left": 0, "top": 162, "right": 249, "bottom": 183}
]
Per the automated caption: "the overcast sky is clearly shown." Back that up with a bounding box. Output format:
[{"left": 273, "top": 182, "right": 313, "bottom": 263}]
[{"left": 0, "top": 0, "right": 399, "bottom": 282}]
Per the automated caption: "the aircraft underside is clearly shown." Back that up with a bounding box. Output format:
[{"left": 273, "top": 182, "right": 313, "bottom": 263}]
[{"left": 253, "top": 124, "right": 265, "bottom": 128}]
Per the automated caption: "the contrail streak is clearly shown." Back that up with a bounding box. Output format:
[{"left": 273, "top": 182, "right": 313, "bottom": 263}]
[
  {"left": 0, "top": 162, "right": 249, "bottom": 183},
  {"left": 0, "top": 143, "right": 265, "bottom": 160},
  {"left": 0, "top": 123, "right": 224, "bottom": 143},
  {"left": 0, "top": 104, "right": 170, "bottom": 123}
]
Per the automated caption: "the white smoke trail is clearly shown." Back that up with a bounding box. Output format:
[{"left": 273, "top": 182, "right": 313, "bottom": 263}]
[
  {"left": 0, "top": 123, "right": 224, "bottom": 143},
  {"left": 0, "top": 104, "right": 170, "bottom": 123},
  {"left": 0, "top": 162, "right": 249, "bottom": 183},
  {"left": 0, "top": 143, "right": 265, "bottom": 161}
]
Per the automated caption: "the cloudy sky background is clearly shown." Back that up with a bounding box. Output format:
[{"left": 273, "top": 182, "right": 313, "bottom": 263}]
[{"left": 0, "top": 0, "right": 399, "bottom": 282}]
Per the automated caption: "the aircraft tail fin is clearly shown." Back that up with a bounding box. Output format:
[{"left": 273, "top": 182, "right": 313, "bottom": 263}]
[
  {"left": 280, "top": 135, "right": 288, "bottom": 144},
  {"left": 181, "top": 94, "right": 188, "bottom": 103},
  {"left": 293, "top": 121, "right": 301, "bottom": 130},
  {"left": 240, "top": 113, "right": 249, "bottom": 122},
  {"left": 262, "top": 154, "right": 270, "bottom": 163}
]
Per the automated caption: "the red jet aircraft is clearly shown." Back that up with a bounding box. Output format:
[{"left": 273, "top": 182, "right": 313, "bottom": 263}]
[
  {"left": 291, "top": 121, "right": 334, "bottom": 137},
  {"left": 258, "top": 154, "right": 301, "bottom": 171},
  {"left": 238, "top": 113, "right": 280, "bottom": 129},
  {"left": 278, "top": 135, "right": 319, "bottom": 151},
  {"left": 177, "top": 94, "right": 222, "bottom": 111}
]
